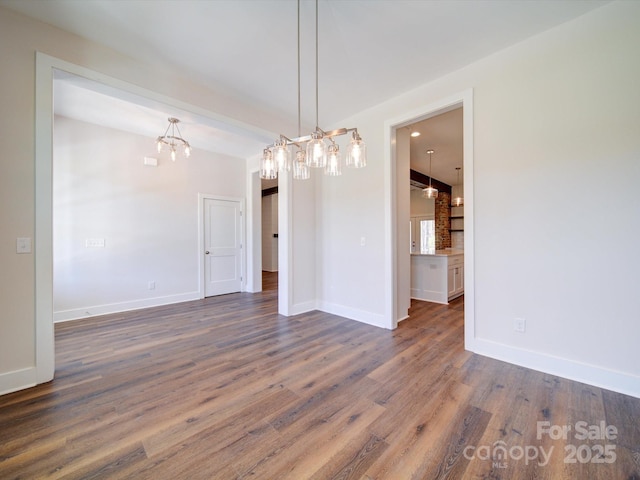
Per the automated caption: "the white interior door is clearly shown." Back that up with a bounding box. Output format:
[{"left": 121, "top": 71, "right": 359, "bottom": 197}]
[{"left": 204, "top": 198, "right": 242, "bottom": 297}]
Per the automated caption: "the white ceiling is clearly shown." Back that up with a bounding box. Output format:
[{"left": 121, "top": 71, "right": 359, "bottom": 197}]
[
  {"left": 408, "top": 108, "right": 463, "bottom": 186},
  {"left": 2, "top": 0, "right": 609, "bottom": 163},
  {"left": 52, "top": 70, "right": 271, "bottom": 159}
]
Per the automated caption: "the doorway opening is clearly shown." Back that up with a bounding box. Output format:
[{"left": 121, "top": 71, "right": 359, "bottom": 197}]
[
  {"left": 385, "top": 89, "right": 474, "bottom": 349},
  {"left": 35, "top": 53, "right": 274, "bottom": 385},
  {"left": 261, "top": 178, "right": 279, "bottom": 285},
  {"left": 402, "top": 107, "right": 465, "bottom": 337}
]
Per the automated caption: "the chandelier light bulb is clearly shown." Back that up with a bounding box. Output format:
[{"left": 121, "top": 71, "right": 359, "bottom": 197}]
[
  {"left": 170, "top": 148, "right": 176, "bottom": 162},
  {"left": 184, "top": 144, "right": 191, "bottom": 158},
  {"left": 273, "top": 138, "right": 291, "bottom": 172},
  {"left": 306, "top": 131, "right": 327, "bottom": 168},
  {"left": 325, "top": 143, "right": 342, "bottom": 176},
  {"left": 293, "top": 149, "right": 310, "bottom": 180},
  {"left": 260, "top": 149, "right": 277, "bottom": 180},
  {"left": 346, "top": 131, "right": 366, "bottom": 168}
]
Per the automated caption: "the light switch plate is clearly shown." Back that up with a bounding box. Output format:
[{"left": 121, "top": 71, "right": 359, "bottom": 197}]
[{"left": 17, "top": 237, "right": 32, "bottom": 254}]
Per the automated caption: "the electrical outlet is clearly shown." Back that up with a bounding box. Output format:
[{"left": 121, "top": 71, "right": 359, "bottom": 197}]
[
  {"left": 514, "top": 317, "right": 526, "bottom": 333},
  {"left": 148, "top": 281, "right": 156, "bottom": 290}
]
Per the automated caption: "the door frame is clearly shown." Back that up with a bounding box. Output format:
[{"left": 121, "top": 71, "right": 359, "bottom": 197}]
[
  {"left": 198, "top": 194, "right": 245, "bottom": 298},
  {"left": 384, "top": 89, "right": 475, "bottom": 350},
  {"left": 32, "top": 52, "right": 274, "bottom": 390}
]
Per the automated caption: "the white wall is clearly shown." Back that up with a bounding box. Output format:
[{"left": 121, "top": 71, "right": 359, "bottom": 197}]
[
  {"left": 316, "top": 1, "right": 640, "bottom": 396},
  {"left": 53, "top": 116, "right": 246, "bottom": 320},
  {"left": 291, "top": 175, "right": 316, "bottom": 313},
  {"left": 316, "top": 145, "right": 387, "bottom": 327}
]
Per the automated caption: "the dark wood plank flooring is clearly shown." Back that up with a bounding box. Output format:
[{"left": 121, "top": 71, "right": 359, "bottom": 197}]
[{"left": 1, "top": 271, "right": 638, "bottom": 479}]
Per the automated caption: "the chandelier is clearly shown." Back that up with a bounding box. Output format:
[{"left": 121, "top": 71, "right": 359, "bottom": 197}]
[
  {"left": 261, "top": 0, "right": 366, "bottom": 180},
  {"left": 156, "top": 117, "right": 191, "bottom": 161},
  {"left": 422, "top": 149, "right": 438, "bottom": 198}
]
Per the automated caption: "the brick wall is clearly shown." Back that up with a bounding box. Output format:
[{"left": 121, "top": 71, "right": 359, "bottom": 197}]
[{"left": 435, "top": 192, "right": 451, "bottom": 250}]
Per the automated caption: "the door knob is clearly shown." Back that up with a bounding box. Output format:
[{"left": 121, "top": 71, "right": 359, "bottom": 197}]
[{"left": 205, "top": 251, "right": 210, "bottom": 255}]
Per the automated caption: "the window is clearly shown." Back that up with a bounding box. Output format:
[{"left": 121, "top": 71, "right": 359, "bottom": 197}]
[
  {"left": 410, "top": 216, "right": 435, "bottom": 254},
  {"left": 420, "top": 219, "right": 435, "bottom": 253}
]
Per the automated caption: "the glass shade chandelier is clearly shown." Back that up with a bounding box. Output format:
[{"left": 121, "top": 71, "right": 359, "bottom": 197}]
[
  {"left": 452, "top": 166, "right": 464, "bottom": 207},
  {"left": 422, "top": 149, "right": 438, "bottom": 199},
  {"left": 156, "top": 117, "right": 191, "bottom": 161},
  {"left": 261, "top": 0, "right": 366, "bottom": 180}
]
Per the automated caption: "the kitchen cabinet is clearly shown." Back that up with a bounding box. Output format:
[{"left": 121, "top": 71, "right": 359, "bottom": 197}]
[
  {"left": 411, "top": 251, "right": 464, "bottom": 304},
  {"left": 447, "top": 255, "right": 464, "bottom": 300}
]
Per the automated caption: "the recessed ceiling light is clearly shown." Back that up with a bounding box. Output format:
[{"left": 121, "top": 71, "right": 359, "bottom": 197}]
[{"left": 410, "top": 131, "right": 421, "bottom": 137}]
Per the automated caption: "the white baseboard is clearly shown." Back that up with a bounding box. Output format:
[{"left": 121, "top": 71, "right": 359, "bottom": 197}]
[
  {"left": 54, "top": 291, "right": 201, "bottom": 323},
  {"left": 318, "top": 301, "right": 389, "bottom": 330},
  {"left": 0, "top": 367, "right": 37, "bottom": 396},
  {"left": 470, "top": 338, "right": 640, "bottom": 399},
  {"left": 289, "top": 300, "right": 317, "bottom": 316}
]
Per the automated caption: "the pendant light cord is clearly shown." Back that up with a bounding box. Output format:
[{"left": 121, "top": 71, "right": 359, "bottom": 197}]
[
  {"left": 298, "top": 0, "right": 301, "bottom": 137},
  {"left": 315, "top": 0, "right": 319, "bottom": 129}
]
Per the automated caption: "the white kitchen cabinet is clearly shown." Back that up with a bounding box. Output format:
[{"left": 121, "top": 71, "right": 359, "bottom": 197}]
[
  {"left": 411, "top": 251, "right": 463, "bottom": 304},
  {"left": 448, "top": 261, "right": 464, "bottom": 300}
]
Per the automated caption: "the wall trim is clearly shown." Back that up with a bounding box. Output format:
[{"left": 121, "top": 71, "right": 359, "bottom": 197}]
[
  {"left": 472, "top": 338, "right": 640, "bottom": 399},
  {"left": 0, "top": 367, "right": 37, "bottom": 397},
  {"left": 246, "top": 169, "right": 263, "bottom": 294},
  {"left": 53, "top": 291, "right": 201, "bottom": 323},
  {"left": 278, "top": 165, "right": 291, "bottom": 316},
  {"left": 318, "top": 301, "right": 389, "bottom": 330},
  {"left": 289, "top": 300, "right": 318, "bottom": 316}
]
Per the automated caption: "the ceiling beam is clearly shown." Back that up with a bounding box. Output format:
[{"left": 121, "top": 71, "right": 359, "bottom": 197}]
[{"left": 410, "top": 169, "right": 452, "bottom": 194}]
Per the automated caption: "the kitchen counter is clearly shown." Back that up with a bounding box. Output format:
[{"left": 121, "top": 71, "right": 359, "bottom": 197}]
[
  {"left": 411, "top": 251, "right": 464, "bottom": 304},
  {"left": 412, "top": 249, "right": 464, "bottom": 257}
]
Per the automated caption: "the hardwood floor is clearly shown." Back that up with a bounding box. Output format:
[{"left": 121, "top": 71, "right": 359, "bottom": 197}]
[
  {"left": 1, "top": 274, "right": 639, "bottom": 479},
  {"left": 262, "top": 270, "right": 278, "bottom": 292}
]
